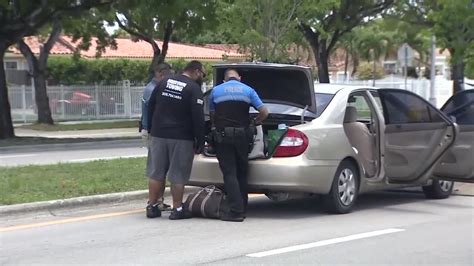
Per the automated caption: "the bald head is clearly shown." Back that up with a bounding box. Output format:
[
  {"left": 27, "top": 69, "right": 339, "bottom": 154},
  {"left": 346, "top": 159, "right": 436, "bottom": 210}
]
[{"left": 224, "top": 69, "right": 241, "bottom": 82}]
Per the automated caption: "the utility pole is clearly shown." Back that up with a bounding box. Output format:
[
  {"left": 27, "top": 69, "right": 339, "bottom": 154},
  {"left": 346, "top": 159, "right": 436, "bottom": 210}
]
[
  {"left": 404, "top": 44, "right": 408, "bottom": 90},
  {"left": 429, "top": 35, "right": 437, "bottom": 106},
  {"left": 372, "top": 49, "right": 376, "bottom": 87}
]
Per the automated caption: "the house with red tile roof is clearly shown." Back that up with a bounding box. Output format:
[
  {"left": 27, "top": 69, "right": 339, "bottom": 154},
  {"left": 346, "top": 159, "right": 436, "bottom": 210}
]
[
  {"left": 4, "top": 36, "right": 247, "bottom": 84},
  {"left": 4, "top": 36, "right": 246, "bottom": 70}
]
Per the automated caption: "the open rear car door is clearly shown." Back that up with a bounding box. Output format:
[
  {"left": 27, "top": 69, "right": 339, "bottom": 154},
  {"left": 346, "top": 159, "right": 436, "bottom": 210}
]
[
  {"left": 432, "top": 90, "right": 474, "bottom": 183},
  {"left": 376, "top": 89, "right": 457, "bottom": 185}
]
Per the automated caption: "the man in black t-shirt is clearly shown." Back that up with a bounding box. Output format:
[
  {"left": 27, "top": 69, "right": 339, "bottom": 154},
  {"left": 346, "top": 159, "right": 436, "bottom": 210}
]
[{"left": 145, "top": 61, "right": 205, "bottom": 220}]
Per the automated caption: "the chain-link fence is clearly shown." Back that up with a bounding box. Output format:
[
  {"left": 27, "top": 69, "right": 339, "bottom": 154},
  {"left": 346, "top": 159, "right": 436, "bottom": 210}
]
[{"left": 8, "top": 82, "right": 213, "bottom": 123}]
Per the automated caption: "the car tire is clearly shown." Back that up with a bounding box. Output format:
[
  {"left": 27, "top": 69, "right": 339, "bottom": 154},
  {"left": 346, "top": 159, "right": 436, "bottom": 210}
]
[
  {"left": 323, "top": 160, "right": 359, "bottom": 214},
  {"left": 422, "top": 179, "right": 454, "bottom": 199}
]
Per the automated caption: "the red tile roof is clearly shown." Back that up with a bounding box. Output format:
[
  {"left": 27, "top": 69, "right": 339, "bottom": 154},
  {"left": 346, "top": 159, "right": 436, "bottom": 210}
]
[{"left": 9, "top": 36, "right": 246, "bottom": 61}]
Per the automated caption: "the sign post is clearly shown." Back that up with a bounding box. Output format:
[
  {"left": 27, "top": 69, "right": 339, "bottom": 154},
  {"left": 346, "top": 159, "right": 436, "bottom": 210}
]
[
  {"left": 429, "top": 36, "right": 437, "bottom": 106},
  {"left": 398, "top": 43, "right": 414, "bottom": 90}
]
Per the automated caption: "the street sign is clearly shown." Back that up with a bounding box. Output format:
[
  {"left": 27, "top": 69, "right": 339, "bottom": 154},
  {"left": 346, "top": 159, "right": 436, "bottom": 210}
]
[{"left": 397, "top": 43, "right": 414, "bottom": 67}]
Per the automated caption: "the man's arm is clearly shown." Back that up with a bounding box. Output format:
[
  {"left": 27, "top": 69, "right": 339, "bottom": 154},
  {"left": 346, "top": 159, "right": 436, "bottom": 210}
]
[
  {"left": 191, "top": 86, "right": 205, "bottom": 153},
  {"left": 249, "top": 88, "right": 269, "bottom": 124},
  {"left": 209, "top": 90, "right": 215, "bottom": 128},
  {"left": 255, "top": 106, "right": 269, "bottom": 124},
  {"left": 147, "top": 85, "right": 159, "bottom": 133},
  {"left": 141, "top": 82, "right": 156, "bottom": 131}
]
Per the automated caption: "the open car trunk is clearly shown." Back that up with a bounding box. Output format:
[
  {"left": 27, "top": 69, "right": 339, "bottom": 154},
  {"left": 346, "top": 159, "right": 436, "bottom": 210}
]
[
  {"left": 203, "top": 63, "right": 316, "bottom": 158},
  {"left": 204, "top": 112, "right": 314, "bottom": 158}
]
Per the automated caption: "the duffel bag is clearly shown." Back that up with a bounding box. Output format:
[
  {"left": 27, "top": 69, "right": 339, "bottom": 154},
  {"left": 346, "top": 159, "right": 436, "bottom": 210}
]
[{"left": 185, "top": 186, "right": 226, "bottom": 219}]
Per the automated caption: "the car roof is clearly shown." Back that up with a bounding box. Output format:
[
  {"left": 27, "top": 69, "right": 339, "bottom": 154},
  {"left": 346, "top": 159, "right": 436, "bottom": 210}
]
[{"left": 314, "top": 83, "right": 376, "bottom": 94}]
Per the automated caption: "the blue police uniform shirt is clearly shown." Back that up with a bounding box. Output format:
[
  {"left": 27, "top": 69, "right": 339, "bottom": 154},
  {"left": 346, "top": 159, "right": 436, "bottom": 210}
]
[{"left": 210, "top": 79, "right": 264, "bottom": 128}]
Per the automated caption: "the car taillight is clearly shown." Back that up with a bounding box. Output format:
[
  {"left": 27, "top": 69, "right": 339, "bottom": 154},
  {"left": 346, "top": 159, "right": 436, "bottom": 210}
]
[{"left": 273, "top": 129, "right": 309, "bottom": 157}]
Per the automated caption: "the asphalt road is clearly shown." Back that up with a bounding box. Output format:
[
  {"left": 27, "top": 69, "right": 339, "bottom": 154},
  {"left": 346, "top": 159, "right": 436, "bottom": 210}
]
[
  {"left": 0, "top": 146, "right": 147, "bottom": 167},
  {"left": 1, "top": 191, "right": 473, "bottom": 265}
]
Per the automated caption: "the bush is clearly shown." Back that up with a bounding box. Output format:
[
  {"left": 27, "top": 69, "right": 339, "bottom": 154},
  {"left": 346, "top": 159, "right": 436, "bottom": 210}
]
[
  {"left": 356, "top": 62, "right": 385, "bottom": 80},
  {"left": 47, "top": 57, "right": 214, "bottom": 85}
]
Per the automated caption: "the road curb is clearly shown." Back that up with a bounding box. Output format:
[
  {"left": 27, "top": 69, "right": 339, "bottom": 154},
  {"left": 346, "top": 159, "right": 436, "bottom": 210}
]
[
  {"left": 0, "top": 138, "right": 142, "bottom": 153},
  {"left": 0, "top": 187, "right": 201, "bottom": 216}
]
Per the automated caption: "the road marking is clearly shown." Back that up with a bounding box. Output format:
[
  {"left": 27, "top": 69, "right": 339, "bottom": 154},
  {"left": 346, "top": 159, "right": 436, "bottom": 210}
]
[
  {"left": 67, "top": 154, "right": 147, "bottom": 163},
  {"left": 0, "top": 209, "right": 143, "bottom": 233},
  {"left": 0, "top": 154, "right": 38, "bottom": 159},
  {"left": 246, "top": 228, "right": 405, "bottom": 258}
]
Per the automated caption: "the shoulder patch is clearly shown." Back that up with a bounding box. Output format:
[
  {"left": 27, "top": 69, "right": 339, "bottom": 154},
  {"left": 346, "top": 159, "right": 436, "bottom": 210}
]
[{"left": 197, "top": 99, "right": 204, "bottom": 105}]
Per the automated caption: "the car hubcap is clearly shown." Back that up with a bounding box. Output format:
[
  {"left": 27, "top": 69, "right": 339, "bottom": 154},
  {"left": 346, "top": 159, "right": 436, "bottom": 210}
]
[
  {"left": 338, "top": 168, "right": 356, "bottom": 206},
  {"left": 439, "top": 180, "right": 453, "bottom": 192}
]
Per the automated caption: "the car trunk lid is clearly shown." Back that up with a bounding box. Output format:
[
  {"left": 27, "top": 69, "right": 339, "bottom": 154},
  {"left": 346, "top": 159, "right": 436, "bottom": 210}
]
[{"left": 213, "top": 63, "right": 317, "bottom": 114}]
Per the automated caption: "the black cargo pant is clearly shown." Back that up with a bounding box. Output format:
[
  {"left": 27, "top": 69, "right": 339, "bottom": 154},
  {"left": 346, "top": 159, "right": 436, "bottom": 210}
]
[{"left": 215, "top": 127, "right": 250, "bottom": 215}]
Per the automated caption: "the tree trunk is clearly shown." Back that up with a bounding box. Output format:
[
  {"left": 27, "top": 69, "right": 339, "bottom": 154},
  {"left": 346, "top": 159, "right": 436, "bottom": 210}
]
[
  {"left": 18, "top": 40, "right": 55, "bottom": 125},
  {"left": 33, "top": 72, "right": 54, "bottom": 124},
  {"left": 149, "top": 22, "right": 174, "bottom": 80},
  {"left": 0, "top": 43, "right": 15, "bottom": 139},
  {"left": 158, "top": 21, "right": 174, "bottom": 63},
  {"left": 307, "top": 42, "right": 330, "bottom": 83},
  {"left": 451, "top": 60, "right": 465, "bottom": 94},
  {"left": 148, "top": 49, "right": 162, "bottom": 80},
  {"left": 316, "top": 42, "right": 330, "bottom": 83},
  {"left": 344, "top": 49, "right": 349, "bottom": 80},
  {"left": 351, "top": 54, "right": 359, "bottom": 77}
]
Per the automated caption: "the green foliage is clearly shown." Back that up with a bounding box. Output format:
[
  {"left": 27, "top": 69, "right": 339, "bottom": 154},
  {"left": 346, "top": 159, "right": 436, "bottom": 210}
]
[
  {"left": 47, "top": 57, "right": 214, "bottom": 84},
  {"left": 466, "top": 59, "right": 474, "bottom": 79},
  {"left": 112, "top": 0, "right": 217, "bottom": 69},
  {"left": 427, "top": 0, "right": 474, "bottom": 65},
  {"left": 215, "top": 0, "right": 305, "bottom": 63},
  {"left": 357, "top": 62, "right": 385, "bottom": 80},
  {"left": 394, "top": 0, "right": 474, "bottom": 73},
  {"left": 297, "top": 0, "right": 395, "bottom": 82}
]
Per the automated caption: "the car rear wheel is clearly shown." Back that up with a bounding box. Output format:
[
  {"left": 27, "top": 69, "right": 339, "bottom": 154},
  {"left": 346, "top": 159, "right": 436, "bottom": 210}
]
[
  {"left": 323, "top": 160, "right": 359, "bottom": 214},
  {"left": 422, "top": 179, "right": 453, "bottom": 199}
]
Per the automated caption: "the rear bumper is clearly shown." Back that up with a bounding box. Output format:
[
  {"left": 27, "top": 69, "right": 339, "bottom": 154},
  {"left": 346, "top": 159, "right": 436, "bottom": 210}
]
[{"left": 188, "top": 155, "right": 339, "bottom": 194}]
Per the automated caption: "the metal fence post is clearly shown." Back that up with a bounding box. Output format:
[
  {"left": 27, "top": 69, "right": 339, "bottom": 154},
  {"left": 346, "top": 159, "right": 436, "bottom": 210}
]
[
  {"left": 60, "top": 85, "right": 65, "bottom": 120},
  {"left": 21, "top": 85, "right": 27, "bottom": 123},
  {"left": 95, "top": 84, "right": 100, "bottom": 119},
  {"left": 123, "top": 80, "right": 132, "bottom": 118}
]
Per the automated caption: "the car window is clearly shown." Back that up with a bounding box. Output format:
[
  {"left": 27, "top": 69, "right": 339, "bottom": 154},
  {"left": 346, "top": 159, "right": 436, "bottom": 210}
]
[
  {"left": 370, "top": 91, "right": 384, "bottom": 117},
  {"left": 378, "top": 90, "right": 445, "bottom": 124},
  {"left": 441, "top": 90, "right": 474, "bottom": 125},
  {"left": 315, "top": 93, "right": 334, "bottom": 116},
  {"left": 347, "top": 94, "right": 372, "bottom": 121}
]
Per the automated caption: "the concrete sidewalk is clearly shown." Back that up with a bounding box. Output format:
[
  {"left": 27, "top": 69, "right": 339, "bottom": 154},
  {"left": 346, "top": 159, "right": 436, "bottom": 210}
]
[
  {"left": 14, "top": 127, "right": 139, "bottom": 139},
  {"left": 453, "top": 183, "right": 474, "bottom": 196}
]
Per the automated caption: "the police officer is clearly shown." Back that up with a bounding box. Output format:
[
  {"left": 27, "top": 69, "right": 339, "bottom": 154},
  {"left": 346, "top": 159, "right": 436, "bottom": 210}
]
[
  {"left": 210, "top": 69, "right": 269, "bottom": 222},
  {"left": 140, "top": 63, "right": 173, "bottom": 211}
]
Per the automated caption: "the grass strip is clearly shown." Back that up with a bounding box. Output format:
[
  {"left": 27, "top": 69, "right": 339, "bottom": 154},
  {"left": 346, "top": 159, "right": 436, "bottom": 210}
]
[
  {"left": 20, "top": 120, "right": 138, "bottom": 131},
  {"left": 0, "top": 157, "right": 147, "bottom": 205},
  {"left": 0, "top": 136, "right": 139, "bottom": 147}
]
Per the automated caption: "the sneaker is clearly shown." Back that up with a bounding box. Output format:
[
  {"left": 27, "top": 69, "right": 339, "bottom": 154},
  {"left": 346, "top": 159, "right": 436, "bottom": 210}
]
[
  {"left": 169, "top": 207, "right": 192, "bottom": 220},
  {"left": 146, "top": 203, "right": 161, "bottom": 218},
  {"left": 157, "top": 202, "right": 172, "bottom": 211},
  {"left": 220, "top": 212, "right": 244, "bottom": 222}
]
